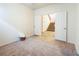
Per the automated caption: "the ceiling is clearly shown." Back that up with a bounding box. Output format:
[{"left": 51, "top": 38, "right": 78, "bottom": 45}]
[
  {"left": 23, "top": 3, "right": 76, "bottom": 10},
  {"left": 23, "top": 3, "right": 52, "bottom": 10}
]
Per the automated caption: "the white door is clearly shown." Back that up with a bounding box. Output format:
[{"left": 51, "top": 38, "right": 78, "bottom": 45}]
[{"left": 55, "top": 12, "right": 67, "bottom": 41}]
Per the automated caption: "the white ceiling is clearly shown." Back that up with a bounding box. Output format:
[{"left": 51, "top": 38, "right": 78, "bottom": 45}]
[
  {"left": 23, "top": 3, "right": 76, "bottom": 10},
  {"left": 23, "top": 3, "right": 52, "bottom": 10}
]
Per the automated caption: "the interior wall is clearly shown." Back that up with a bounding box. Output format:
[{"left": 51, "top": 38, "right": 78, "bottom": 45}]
[
  {"left": 34, "top": 4, "right": 77, "bottom": 43},
  {"left": 0, "top": 3, "right": 34, "bottom": 46},
  {"left": 0, "top": 19, "right": 20, "bottom": 47},
  {"left": 49, "top": 14, "right": 56, "bottom": 23},
  {"left": 0, "top": 3, "right": 34, "bottom": 37},
  {"left": 34, "top": 15, "right": 42, "bottom": 35},
  {"left": 74, "top": 4, "right": 79, "bottom": 54},
  {"left": 42, "top": 15, "right": 50, "bottom": 32}
]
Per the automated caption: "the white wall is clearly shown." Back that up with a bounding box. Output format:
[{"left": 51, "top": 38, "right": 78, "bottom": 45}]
[
  {"left": 34, "top": 15, "right": 42, "bottom": 35},
  {"left": 0, "top": 3, "right": 34, "bottom": 37},
  {"left": 74, "top": 4, "right": 79, "bottom": 54},
  {"left": 49, "top": 14, "right": 56, "bottom": 23},
  {"left": 0, "top": 19, "right": 20, "bottom": 47},
  {"left": 0, "top": 4, "right": 34, "bottom": 46},
  {"left": 34, "top": 4, "right": 77, "bottom": 43},
  {"left": 42, "top": 15, "right": 50, "bottom": 32}
]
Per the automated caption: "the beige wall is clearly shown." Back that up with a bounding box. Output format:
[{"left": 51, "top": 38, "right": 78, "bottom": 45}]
[{"left": 0, "top": 3, "right": 34, "bottom": 46}]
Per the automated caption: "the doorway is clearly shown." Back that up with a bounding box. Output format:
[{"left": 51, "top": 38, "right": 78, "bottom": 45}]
[
  {"left": 41, "top": 14, "right": 56, "bottom": 41},
  {"left": 41, "top": 12, "right": 67, "bottom": 42}
]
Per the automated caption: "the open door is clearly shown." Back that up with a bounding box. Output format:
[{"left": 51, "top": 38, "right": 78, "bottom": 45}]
[{"left": 55, "top": 12, "right": 67, "bottom": 42}]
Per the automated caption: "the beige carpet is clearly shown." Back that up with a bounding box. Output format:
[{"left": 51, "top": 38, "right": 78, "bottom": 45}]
[{"left": 0, "top": 31, "right": 77, "bottom": 56}]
